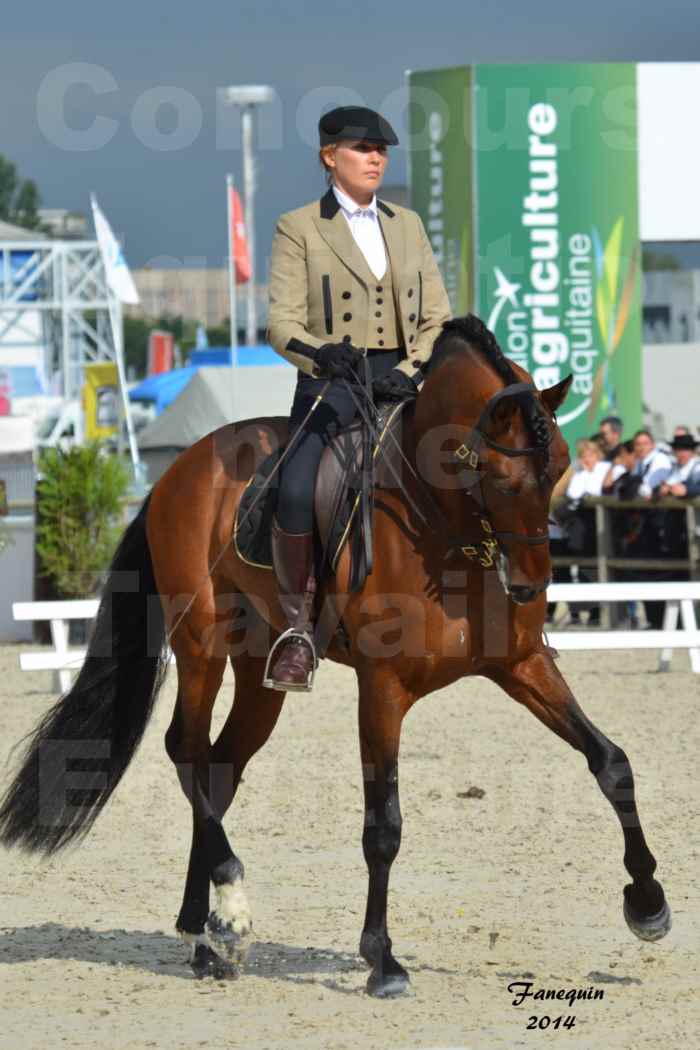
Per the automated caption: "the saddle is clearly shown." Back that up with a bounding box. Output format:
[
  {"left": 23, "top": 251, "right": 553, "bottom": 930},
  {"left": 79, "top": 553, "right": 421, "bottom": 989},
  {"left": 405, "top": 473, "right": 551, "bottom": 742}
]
[{"left": 234, "top": 398, "right": 407, "bottom": 591}]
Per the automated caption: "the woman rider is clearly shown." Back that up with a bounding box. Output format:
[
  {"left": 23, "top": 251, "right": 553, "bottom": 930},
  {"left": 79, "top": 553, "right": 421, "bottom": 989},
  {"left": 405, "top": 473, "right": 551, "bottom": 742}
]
[{"left": 264, "top": 105, "right": 451, "bottom": 692}]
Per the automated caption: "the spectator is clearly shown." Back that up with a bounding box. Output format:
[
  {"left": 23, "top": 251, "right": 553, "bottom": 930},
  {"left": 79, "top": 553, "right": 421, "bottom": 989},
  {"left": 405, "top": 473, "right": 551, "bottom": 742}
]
[
  {"left": 659, "top": 434, "right": 700, "bottom": 498},
  {"left": 602, "top": 439, "right": 645, "bottom": 627},
  {"left": 589, "top": 431, "right": 608, "bottom": 457},
  {"left": 547, "top": 459, "right": 577, "bottom": 623},
  {"left": 654, "top": 434, "right": 700, "bottom": 562},
  {"left": 632, "top": 430, "right": 673, "bottom": 499},
  {"left": 598, "top": 415, "right": 624, "bottom": 459},
  {"left": 626, "top": 431, "right": 673, "bottom": 629},
  {"left": 566, "top": 441, "right": 610, "bottom": 501},
  {"left": 660, "top": 425, "right": 693, "bottom": 458},
  {"left": 602, "top": 441, "right": 633, "bottom": 495},
  {"left": 562, "top": 441, "right": 609, "bottom": 626}
]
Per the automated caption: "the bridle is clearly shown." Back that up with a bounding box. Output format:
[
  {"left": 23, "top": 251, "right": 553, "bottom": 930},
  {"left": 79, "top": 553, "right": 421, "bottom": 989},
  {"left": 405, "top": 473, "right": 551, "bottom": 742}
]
[
  {"left": 447, "top": 381, "right": 555, "bottom": 568},
  {"left": 343, "top": 377, "right": 555, "bottom": 570}
]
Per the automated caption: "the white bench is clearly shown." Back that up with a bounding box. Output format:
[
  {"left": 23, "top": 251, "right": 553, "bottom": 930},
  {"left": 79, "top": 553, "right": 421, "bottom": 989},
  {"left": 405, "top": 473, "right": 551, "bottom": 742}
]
[{"left": 12, "top": 600, "right": 99, "bottom": 692}]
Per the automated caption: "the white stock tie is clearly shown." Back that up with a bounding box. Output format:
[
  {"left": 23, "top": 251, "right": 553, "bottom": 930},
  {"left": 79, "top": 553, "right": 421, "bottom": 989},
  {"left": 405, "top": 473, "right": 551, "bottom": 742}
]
[{"left": 349, "top": 207, "right": 386, "bottom": 281}]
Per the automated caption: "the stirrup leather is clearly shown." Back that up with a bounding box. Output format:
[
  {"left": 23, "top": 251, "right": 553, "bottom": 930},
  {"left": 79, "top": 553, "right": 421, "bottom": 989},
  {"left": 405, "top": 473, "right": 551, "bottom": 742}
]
[{"left": 262, "top": 627, "right": 319, "bottom": 692}]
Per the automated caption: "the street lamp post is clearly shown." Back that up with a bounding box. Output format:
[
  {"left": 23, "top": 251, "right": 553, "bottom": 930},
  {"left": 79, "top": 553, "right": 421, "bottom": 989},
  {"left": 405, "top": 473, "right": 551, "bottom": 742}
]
[{"left": 222, "top": 84, "right": 274, "bottom": 346}]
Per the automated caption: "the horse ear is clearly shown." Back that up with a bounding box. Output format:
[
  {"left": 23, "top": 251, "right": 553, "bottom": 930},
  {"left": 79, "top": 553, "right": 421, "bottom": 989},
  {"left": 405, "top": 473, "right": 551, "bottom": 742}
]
[{"left": 540, "top": 374, "right": 573, "bottom": 414}]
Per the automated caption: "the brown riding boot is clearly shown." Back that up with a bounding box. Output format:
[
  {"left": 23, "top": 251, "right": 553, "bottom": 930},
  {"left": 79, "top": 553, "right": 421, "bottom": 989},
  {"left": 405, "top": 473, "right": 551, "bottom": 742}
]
[{"left": 263, "top": 517, "right": 318, "bottom": 692}]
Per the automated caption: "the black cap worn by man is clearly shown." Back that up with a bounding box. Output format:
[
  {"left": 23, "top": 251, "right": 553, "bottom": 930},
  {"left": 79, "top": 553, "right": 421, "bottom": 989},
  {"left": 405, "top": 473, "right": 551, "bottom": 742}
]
[{"left": 318, "top": 106, "right": 399, "bottom": 146}]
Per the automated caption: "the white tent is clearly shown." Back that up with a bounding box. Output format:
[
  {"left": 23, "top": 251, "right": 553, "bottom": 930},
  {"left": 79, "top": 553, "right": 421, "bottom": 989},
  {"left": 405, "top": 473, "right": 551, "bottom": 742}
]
[
  {"left": 0, "top": 219, "right": 47, "bottom": 241},
  {"left": 0, "top": 415, "right": 35, "bottom": 453},
  {"left": 138, "top": 365, "right": 296, "bottom": 481}
]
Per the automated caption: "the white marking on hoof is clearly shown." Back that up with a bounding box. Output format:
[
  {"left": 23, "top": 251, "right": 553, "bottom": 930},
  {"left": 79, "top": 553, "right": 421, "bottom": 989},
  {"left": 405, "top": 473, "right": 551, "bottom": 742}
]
[
  {"left": 206, "top": 878, "right": 253, "bottom": 966},
  {"left": 178, "top": 930, "right": 208, "bottom": 963}
]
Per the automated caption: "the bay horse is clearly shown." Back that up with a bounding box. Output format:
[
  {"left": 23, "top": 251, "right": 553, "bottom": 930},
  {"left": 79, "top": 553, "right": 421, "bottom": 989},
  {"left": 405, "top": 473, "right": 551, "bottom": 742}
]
[{"left": 0, "top": 316, "right": 670, "bottom": 997}]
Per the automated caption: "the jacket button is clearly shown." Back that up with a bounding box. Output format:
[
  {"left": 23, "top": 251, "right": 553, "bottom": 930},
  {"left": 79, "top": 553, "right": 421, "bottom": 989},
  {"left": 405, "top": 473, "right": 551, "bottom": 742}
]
[
  {"left": 378, "top": 340, "right": 385, "bottom": 346},
  {"left": 376, "top": 298, "right": 383, "bottom": 305},
  {"left": 377, "top": 326, "right": 383, "bottom": 333},
  {"left": 342, "top": 334, "right": 352, "bottom": 343},
  {"left": 342, "top": 291, "right": 351, "bottom": 299},
  {"left": 409, "top": 313, "right": 416, "bottom": 322},
  {"left": 407, "top": 288, "right": 413, "bottom": 298},
  {"left": 343, "top": 312, "right": 352, "bottom": 321},
  {"left": 375, "top": 311, "right": 381, "bottom": 318},
  {"left": 376, "top": 285, "right": 383, "bottom": 292}
]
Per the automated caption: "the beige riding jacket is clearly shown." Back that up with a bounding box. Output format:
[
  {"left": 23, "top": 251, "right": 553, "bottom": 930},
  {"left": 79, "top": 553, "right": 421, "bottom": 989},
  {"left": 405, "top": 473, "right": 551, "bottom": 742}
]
[{"left": 267, "top": 187, "right": 451, "bottom": 378}]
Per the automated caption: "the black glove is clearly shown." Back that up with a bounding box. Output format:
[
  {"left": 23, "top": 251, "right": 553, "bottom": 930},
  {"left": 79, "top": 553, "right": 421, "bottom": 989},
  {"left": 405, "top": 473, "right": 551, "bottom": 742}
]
[
  {"left": 371, "top": 368, "right": 420, "bottom": 403},
  {"left": 312, "top": 342, "right": 364, "bottom": 381}
]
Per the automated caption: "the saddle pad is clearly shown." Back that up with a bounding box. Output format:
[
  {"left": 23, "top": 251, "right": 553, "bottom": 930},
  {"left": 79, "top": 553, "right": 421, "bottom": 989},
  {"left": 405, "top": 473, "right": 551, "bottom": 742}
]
[{"left": 233, "top": 399, "right": 407, "bottom": 575}]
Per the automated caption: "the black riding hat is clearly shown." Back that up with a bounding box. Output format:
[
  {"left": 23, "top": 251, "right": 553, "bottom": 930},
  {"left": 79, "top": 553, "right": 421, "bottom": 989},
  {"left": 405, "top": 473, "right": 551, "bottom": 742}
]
[{"left": 319, "top": 106, "right": 399, "bottom": 147}]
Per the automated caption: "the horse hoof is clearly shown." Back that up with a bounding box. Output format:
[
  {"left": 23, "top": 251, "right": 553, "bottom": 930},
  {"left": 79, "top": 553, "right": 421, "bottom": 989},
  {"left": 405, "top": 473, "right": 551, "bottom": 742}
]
[
  {"left": 191, "top": 942, "right": 239, "bottom": 980},
  {"left": 623, "top": 897, "right": 672, "bottom": 942},
  {"left": 206, "top": 910, "right": 252, "bottom": 967},
  {"left": 366, "top": 968, "right": 411, "bottom": 998}
]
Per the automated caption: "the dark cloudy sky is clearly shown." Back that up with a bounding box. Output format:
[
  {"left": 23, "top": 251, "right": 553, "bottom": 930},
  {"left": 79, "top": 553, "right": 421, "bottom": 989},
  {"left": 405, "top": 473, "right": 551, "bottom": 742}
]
[{"left": 3, "top": 0, "right": 699, "bottom": 275}]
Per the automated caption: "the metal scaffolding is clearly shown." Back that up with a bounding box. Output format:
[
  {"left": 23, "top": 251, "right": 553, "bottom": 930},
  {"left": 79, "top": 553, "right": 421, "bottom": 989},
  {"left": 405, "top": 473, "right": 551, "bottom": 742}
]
[{"left": 0, "top": 239, "right": 119, "bottom": 399}]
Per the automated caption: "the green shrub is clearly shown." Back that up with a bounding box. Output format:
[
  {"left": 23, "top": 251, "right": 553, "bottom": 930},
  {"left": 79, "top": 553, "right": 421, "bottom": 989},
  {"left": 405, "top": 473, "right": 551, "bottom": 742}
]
[{"left": 36, "top": 444, "right": 130, "bottom": 598}]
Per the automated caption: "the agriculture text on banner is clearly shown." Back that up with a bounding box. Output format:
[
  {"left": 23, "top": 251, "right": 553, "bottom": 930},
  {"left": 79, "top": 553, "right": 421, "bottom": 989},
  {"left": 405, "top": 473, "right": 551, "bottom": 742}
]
[{"left": 408, "top": 62, "right": 643, "bottom": 445}]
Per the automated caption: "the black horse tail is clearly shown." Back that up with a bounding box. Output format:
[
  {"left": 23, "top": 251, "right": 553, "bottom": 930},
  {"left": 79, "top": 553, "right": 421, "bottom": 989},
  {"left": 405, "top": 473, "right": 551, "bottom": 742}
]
[{"left": 0, "top": 497, "right": 168, "bottom": 856}]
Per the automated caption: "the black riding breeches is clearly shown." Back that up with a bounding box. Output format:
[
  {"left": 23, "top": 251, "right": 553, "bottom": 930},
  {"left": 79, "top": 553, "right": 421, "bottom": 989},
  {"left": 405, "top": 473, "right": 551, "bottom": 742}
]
[{"left": 275, "top": 347, "right": 407, "bottom": 534}]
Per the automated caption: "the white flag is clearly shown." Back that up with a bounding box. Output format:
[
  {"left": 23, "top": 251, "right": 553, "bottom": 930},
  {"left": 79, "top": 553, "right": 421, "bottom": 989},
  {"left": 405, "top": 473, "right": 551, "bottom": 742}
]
[{"left": 91, "top": 194, "right": 140, "bottom": 305}]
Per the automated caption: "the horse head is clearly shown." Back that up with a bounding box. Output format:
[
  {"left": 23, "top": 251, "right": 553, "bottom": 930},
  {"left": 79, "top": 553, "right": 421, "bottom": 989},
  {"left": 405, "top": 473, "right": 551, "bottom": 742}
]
[{"left": 413, "top": 316, "right": 572, "bottom": 604}]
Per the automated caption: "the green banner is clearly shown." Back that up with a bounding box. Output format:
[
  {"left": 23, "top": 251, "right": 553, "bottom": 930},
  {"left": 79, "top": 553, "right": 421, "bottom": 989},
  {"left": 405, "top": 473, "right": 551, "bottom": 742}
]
[
  {"left": 475, "top": 63, "right": 642, "bottom": 443},
  {"left": 407, "top": 65, "right": 474, "bottom": 315}
]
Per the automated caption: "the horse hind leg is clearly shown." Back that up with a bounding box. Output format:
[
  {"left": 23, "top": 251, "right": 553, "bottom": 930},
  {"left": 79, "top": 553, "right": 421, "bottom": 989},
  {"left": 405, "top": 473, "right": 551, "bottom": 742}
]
[
  {"left": 165, "top": 612, "right": 252, "bottom": 979},
  {"left": 490, "top": 650, "right": 671, "bottom": 942},
  {"left": 205, "top": 650, "right": 286, "bottom": 964}
]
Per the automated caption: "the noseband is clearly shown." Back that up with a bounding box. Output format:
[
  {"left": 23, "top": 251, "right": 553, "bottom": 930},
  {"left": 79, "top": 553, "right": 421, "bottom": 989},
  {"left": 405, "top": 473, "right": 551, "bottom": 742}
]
[{"left": 448, "top": 382, "right": 554, "bottom": 567}]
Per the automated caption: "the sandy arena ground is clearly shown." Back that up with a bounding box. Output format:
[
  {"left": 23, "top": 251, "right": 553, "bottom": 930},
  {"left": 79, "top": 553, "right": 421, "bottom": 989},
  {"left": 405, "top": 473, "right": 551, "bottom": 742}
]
[{"left": 0, "top": 641, "right": 697, "bottom": 1050}]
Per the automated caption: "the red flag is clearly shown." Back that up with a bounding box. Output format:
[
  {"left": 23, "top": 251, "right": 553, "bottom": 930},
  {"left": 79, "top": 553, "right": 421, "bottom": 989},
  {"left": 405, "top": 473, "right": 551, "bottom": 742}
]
[
  {"left": 148, "top": 330, "right": 174, "bottom": 375},
  {"left": 229, "top": 186, "right": 251, "bottom": 284}
]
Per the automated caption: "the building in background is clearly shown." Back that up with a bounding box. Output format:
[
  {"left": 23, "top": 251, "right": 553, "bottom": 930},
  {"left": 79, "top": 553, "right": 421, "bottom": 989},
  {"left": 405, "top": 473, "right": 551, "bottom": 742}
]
[
  {"left": 125, "top": 267, "right": 268, "bottom": 335},
  {"left": 37, "top": 209, "right": 88, "bottom": 240}
]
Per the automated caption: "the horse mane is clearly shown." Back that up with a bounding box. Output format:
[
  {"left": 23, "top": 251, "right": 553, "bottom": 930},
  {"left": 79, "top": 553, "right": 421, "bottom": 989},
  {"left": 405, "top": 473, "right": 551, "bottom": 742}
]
[{"left": 425, "top": 314, "right": 551, "bottom": 461}]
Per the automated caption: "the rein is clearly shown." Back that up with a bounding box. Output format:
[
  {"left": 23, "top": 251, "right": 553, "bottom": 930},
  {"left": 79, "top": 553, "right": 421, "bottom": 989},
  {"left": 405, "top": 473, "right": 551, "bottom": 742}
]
[{"left": 342, "top": 377, "right": 553, "bottom": 569}]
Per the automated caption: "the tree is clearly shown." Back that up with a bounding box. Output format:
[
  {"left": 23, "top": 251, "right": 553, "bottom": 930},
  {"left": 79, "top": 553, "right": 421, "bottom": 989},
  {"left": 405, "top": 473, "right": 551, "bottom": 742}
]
[
  {"left": 123, "top": 315, "right": 151, "bottom": 376},
  {"left": 642, "top": 249, "right": 681, "bottom": 272},
  {"left": 35, "top": 443, "right": 129, "bottom": 598},
  {"left": 0, "top": 155, "right": 18, "bottom": 218},
  {"left": 0, "top": 152, "right": 43, "bottom": 230},
  {"left": 12, "top": 180, "right": 41, "bottom": 230}
]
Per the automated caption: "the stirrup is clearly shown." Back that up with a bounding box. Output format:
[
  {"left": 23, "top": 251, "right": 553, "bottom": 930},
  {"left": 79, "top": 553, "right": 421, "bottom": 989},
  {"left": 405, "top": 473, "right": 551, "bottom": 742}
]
[{"left": 262, "top": 627, "right": 318, "bottom": 692}]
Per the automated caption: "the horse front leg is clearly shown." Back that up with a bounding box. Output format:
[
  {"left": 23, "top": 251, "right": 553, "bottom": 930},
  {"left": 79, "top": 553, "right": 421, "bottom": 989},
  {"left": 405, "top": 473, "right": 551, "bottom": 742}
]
[
  {"left": 357, "top": 675, "right": 413, "bottom": 997},
  {"left": 490, "top": 649, "right": 671, "bottom": 941}
]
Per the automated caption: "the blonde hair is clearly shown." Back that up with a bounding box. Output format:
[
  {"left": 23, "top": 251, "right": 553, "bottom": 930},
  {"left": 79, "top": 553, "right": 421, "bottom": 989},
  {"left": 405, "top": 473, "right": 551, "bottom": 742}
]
[
  {"left": 319, "top": 145, "right": 336, "bottom": 185},
  {"left": 578, "top": 440, "right": 603, "bottom": 461}
]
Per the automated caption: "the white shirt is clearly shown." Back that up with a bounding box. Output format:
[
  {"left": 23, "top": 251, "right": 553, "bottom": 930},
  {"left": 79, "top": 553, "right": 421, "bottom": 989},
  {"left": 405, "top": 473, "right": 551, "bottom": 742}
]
[
  {"left": 332, "top": 183, "right": 387, "bottom": 281},
  {"left": 632, "top": 448, "right": 673, "bottom": 498},
  {"left": 566, "top": 460, "right": 611, "bottom": 501},
  {"left": 666, "top": 455, "right": 700, "bottom": 487}
]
